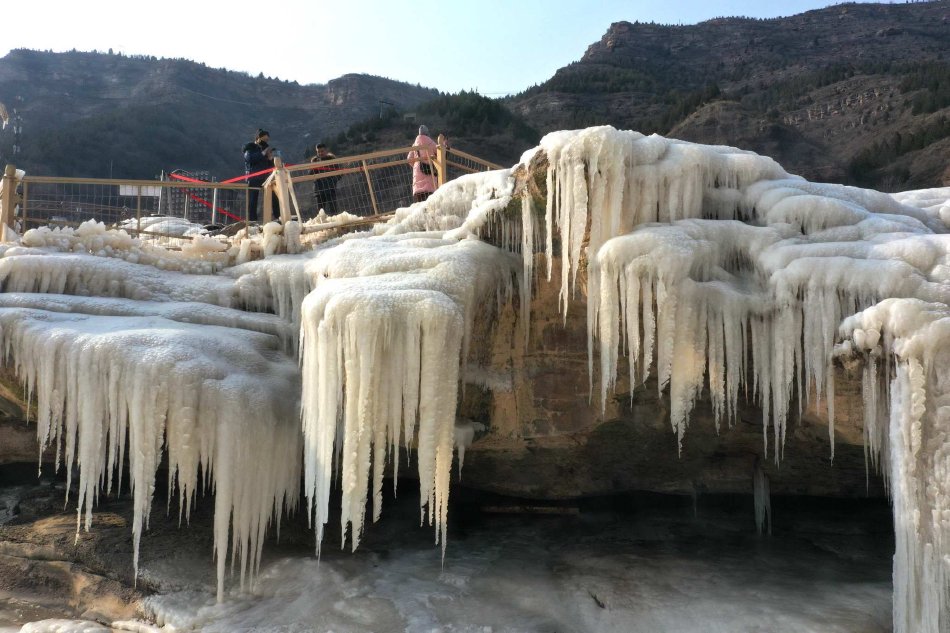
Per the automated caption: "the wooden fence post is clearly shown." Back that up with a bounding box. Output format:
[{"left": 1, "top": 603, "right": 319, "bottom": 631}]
[
  {"left": 436, "top": 135, "right": 447, "bottom": 188},
  {"left": 136, "top": 187, "right": 142, "bottom": 235},
  {"left": 262, "top": 183, "right": 273, "bottom": 224},
  {"left": 1, "top": 165, "right": 17, "bottom": 229},
  {"left": 362, "top": 160, "right": 380, "bottom": 216},
  {"left": 20, "top": 180, "right": 28, "bottom": 230}
]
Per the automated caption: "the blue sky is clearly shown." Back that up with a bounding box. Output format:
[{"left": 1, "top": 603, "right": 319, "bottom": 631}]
[{"left": 9, "top": 1, "right": 901, "bottom": 95}]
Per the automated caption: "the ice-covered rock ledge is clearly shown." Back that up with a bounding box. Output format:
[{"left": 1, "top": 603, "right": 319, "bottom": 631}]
[{"left": 1, "top": 126, "right": 949, "bottom": 632}]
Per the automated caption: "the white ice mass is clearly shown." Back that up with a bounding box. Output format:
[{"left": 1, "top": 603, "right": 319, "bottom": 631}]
[{"left": 1, "top": 127, "right": 948, "bottom": 632}]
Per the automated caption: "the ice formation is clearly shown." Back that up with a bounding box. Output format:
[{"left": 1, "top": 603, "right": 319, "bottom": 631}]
[
  {"left": 839, "top": 299, "right": 950, "bottom": 633},
  {"left": 18, "top": 620, "right": 113, "bottom": 633},
  {"left": 0, "top": 169, "right": 520, "bottom": 599},
  {"left": 1, "top": 126, "right": 949, "bottom": 632},
  {"left": 117, "top": 215, "right": 208, "bottom": 238},
  {"left": 0, "top": 301, "right": 301, "bottom": 601},
  {"left": 298, "top": 236, "right": 517, "bottom": 555},
  {"left": 520, "top": 128, "right": 949, "bottom": 633}
]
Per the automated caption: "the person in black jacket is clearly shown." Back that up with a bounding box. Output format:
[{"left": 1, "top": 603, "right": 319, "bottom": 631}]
[
  {"left": 242, "top": 129, "right": 278, "bottom": 222},
  {"left": 310, "top": 143, "right": 341, "bottom": 215}
]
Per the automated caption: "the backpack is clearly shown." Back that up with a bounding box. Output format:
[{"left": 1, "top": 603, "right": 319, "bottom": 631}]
[{"left": 415, "top": 150, "right": 433, "bottom": 176}]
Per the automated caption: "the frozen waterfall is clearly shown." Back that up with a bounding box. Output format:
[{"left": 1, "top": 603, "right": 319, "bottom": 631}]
[{"left": 0, "top": 126, "right": 948, "bottom": 632}]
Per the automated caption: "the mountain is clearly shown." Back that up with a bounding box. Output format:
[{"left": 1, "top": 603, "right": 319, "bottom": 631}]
[
  {"left": 327, "top": 91, "right": 540, "bottom": 168},
  {"left": 3, "top": 2, "right": 949, "bottom": 189},
  {"left": 508, "top": 1, "right": 950, "bottom": 189},
  {"left": 0, "top": 49, "right": 438, "bottom": 179}
]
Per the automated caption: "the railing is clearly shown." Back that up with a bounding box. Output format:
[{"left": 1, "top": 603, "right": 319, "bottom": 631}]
[
  {"left": 268, "top": 138, "right": 504, "bottom": 224},
  {"left": 0, "top": 141, "right": 505, "bottom": 241},
  {"left": 11, "top": 176, "right": 250, "bottom": 246}
]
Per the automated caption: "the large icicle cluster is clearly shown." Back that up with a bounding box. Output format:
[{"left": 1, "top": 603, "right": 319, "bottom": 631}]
[
  {"left": 298, "top": 236, "right": 517, "bottom": 556},
  {"left": 839, "top": 300, "right": 950, "bottom": 633},
  {"left": 0, "top": 222, "right": 305, "bottom": 602},
  {"left": 522, "top": 127, "right": 949, "bottom": 633},
  {"left": 0, "top": 296, "right": 301, "bottom": 602},
  {"left": 528, "top": 128, "right": 943, "bottom": 458},
  {"left": 227, "top": 170, "right": 520, "bottom": 556},
  {"left": 0, "top": 164, "right": 519, "bottom": 601}
]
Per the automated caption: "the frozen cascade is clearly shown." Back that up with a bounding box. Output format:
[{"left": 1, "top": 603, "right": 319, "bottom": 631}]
[
  {"left": 299, "top": 236, "right": 519, "bottom": 556},
  {"left": 0, "top": 306, "right": 301, "bottom": 601},
  {"left": 1, "top": 126, "right": 949, "bottom": 631},
  {"left": 838, "top": 299, "right": 950, "bottom": 633},
  {"left": 526, "top": 128, "right": 943, "bottom": 457},
  {"left": 225, "top": 171, "right": 521, "bottom": 557},
  {"left": 0, "top": 163, "right": 519, "bottom": 602},
  {"left": 0, "top": 250, "right": 235, "bottom": 305},
  {"left": 520, "top": 127, "right": 949, "bottom": 633}
]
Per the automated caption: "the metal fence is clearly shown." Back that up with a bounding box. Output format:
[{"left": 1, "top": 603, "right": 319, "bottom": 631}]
[
  {"left": 282, "top": 141, "right": 504, "bottom": 222},
  {"left": 0, "top": 141, "right": 504, "bottom": 243},
  {"left": 289, "top": 150, "right": 415, "bottom": 219},
  {"left": 14, "top": 177, "right": 251, "bottom": 246}
]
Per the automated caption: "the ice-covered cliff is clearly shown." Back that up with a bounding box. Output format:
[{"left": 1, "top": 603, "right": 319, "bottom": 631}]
[{"left": 1, "top": 127, "right": 948, "bottom": 632}]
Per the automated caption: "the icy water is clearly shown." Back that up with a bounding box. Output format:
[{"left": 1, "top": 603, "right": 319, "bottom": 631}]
[{"left": 134, "top": 493, "right": 893, "bottom": 633}]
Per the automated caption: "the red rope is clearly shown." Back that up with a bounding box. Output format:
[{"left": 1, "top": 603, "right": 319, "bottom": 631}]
[
  {"left": 184, "top": 191, "right": 242, "bottom": 222},
  {"left": 165, "top": 174, "right": 243, "bottom": 222},
  {"left": 221, "top": 167, "right": 276, "bottom": 184}
]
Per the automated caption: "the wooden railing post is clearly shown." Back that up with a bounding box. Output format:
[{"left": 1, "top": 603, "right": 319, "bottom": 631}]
[
  {"left": 362, "top": 160, "right": 380, "bottom": 216},
  {"left": 266, "top": 156, "right": 299, "bottom": 224},
  {"left": 262, "top": 183, "right": 273, "bottom": 224},
  {"left": 136, "top": 187, "right": 142, "bottom": 235},
  {"left": 20, "top": 180, "right": 28, "bottom": 231},
  {"left": 1, "top": 164, "right": 17, "bottom": 228},
  {"left": 436, "top": 135, "right": 447, "bottom": 188}
]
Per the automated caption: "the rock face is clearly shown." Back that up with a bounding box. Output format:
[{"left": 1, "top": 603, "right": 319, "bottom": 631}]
[
  {"left": 0, "top": 467, "right": 144, "bottom": 625},
  {"left": 457, "top": 258, "right": 880, "bottom": 501},
  {"left": 0, "top": 368, "right": 35, "bottom": 466}
]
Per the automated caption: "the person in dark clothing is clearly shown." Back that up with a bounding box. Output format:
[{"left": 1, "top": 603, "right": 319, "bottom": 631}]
[
  {"left": 310, "top": 143, "right": 341, "bottom": 215},
  {"left": 242, "top": 129, "right": 278, "bottom": 222}
]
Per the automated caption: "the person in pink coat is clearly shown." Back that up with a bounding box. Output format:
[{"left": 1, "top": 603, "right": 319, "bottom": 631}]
[{"left": 408, "top": 125, "right": 438, "bottom": 202}]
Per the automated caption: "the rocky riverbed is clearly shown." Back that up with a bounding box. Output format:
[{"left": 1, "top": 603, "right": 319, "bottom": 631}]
[{"left": 0, "top": 462, "right": 893, "bottom": 633}]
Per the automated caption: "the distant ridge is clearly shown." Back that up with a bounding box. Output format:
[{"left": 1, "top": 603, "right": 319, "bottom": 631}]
[
  {"left": 0, "top": 49, "right": 439, "bottom": 179},
  {"left": 2, "top": 1, "right": 949, "bottom": 190},
  {"left": 508, "top": 1, "right": 950, "bottom": 189}
]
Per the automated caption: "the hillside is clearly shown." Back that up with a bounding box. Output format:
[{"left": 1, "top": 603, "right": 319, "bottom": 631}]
[
  {"left": 509, "top": 1, "right": 950, "bottom": 189},
  {"left": 1, "top": 2, "right": 948, "bottom": 189},
  {"left": 326, "top": 91, "right": 540, "bottom": 168},
  {"left": 0, "top": 49, "right": 438, "bottom": 179}
]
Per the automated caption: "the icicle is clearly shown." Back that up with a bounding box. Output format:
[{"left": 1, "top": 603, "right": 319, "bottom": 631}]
[
  {"left": 753, "top": 460, "right": 772, "bottom": 536},
  {"left": 520, "top": 193, "right": 536, "bottom": 347}
]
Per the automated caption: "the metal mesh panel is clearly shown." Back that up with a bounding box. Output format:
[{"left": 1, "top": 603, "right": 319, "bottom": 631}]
[
  {"left": 289, "top": 152, "right": 415, "bottom": 220},
  {"left": 286, "top": 145, "right": 502, "bottom": 221},
  {"left": 12, "top": 144, "right": 502, "bottom": 241},
  {"left": 20, "top": 179, "right": 249, "bottom": 246}
]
